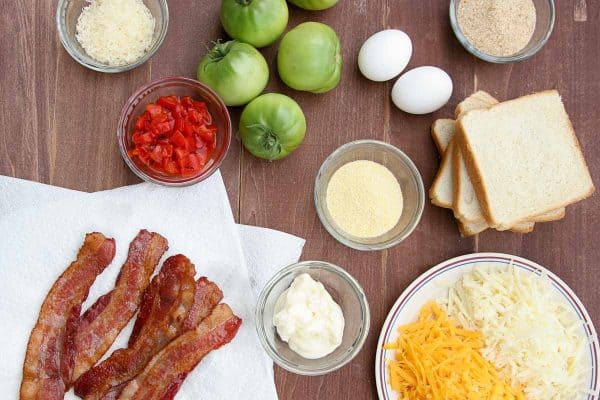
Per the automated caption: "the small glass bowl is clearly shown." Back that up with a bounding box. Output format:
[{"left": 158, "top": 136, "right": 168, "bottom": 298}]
[
  {"left": 256, "top": 261, "right": 370, "bottom": 376},
  {"left": 449, "top": 0, "right": 555, "bottom": 63},
  {"left": 56, "top": 0, "right": 169, "bottom": 73},
  {"left": 314, "top": 140, "right": 425, "bottom": 251},
  {"left": 117, "top": 77, "right": 231, "bottom": 186}
]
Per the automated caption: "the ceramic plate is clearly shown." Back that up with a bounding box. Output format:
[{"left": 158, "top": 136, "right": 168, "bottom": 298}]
[{"left": 375, "top": 253, "right": 599, "bottom": 400}]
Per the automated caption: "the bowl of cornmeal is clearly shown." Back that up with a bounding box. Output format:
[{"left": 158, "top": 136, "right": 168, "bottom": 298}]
[{"left": 314, "top": 140, "right": 425, "bottom": 251}]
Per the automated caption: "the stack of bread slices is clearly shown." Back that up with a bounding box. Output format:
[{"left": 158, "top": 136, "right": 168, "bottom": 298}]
[{"left": 430, "top": 90, "right": 595, "bottom": 236}]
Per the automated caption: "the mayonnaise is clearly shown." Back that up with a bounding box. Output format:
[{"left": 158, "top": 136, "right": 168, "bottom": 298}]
[{"left": 273, "top": 273, "right": 345, "bottom": 359}]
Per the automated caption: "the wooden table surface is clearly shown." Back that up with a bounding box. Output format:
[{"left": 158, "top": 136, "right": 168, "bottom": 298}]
[{"left": 2, "top": 0, "right": 599, "bottom": 398}]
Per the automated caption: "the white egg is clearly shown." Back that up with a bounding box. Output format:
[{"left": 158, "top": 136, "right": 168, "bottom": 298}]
[
  {"left": 358, "top": 29, "right": 412, "bottom": 82},
  {"left": 391, "top": 66, "right": 453, "bottom": 114}
]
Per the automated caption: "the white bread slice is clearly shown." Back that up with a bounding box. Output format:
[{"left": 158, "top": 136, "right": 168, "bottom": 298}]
[
  {"left": 455, "top": 135, "right": 566, "bottom": 224},
  {"left": 456, "top": 90, "right": 595, "bottom": 230},
  {"left": 431, "top": 119, "right": 455, "bottom": 155},
  {"left": 430, "top": 116, "right": 535, "bottom": 236},
  {"left": 453, "top": 92, "right": 498, "bottom": 223},
  {"left": 429, "top": 140, "right": 455, "bottom": 209},
  {"left": 454, "top": 93, "right": 566, "bottom": 224},
  {"left": 454, "top": 146, "right": 481, "bottom": 222}
]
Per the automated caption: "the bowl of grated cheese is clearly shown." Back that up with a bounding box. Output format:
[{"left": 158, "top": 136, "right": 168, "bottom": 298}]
[
  {"left": 314, "top": 140, "right": 425, "bottom": 251},
  {"left": 57, "top": 0, "right": 169, "bottom": 73}
]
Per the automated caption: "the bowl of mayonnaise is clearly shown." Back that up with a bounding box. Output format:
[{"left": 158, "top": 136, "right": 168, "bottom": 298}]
[{"left": 255, "top": 261, "right": 370, "bottom": 375}]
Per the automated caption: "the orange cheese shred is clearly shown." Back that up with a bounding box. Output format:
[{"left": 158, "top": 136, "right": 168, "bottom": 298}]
[{"left": 384, "top": 302, "right": 525, "bottom": 400}]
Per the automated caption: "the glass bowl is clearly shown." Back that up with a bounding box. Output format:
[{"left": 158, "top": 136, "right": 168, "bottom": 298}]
[
  {"left": 117, "top": 77, "right": 232, "bottom": 186},
  {"left": 314, "top": 140, "right": 425, "bottom": 251},
  {"left": 256, "top": 261, "right": 370, "bottom": 376},
  {"left": 449, "top": 0, "right": 555, "bottom": 63},
  {"left": 56, "top": 0, "right": 169, "bottom": 73}
]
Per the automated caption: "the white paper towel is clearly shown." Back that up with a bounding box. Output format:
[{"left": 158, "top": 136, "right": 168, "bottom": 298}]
[{"left": 0, "top": 173, "right": 305, "bottom": 399}]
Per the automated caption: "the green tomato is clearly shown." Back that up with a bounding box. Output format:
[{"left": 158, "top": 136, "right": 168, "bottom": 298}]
[
  {"left": 277, "top": 22, "right": 342, "bottom": 93},
  {"left": 288, "top": 0, "right": 339, "bottom": 10},
  {"left": 197, "top": 40, "right": 269, "bottom": 106},
  {"left": 239, "top": 93, "right": 306, "bottom": 160},
  {"left": 220, "top": 0, "right": 288, "bottom": 48}
]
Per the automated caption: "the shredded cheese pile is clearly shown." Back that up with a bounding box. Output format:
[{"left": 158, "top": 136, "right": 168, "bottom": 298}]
[
  {"left": 443, "top": 266, "right": 590, "bottom": 400},
  {"left": 385, "top": 302, "right": 524, "bottom": 400},
  {"left": 76, "top": 0, "right": 155, "bottom": 66}
]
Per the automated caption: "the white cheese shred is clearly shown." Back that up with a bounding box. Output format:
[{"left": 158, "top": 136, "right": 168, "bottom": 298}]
[
  {"left": 76, "top": 0, "right": 155, "bottom": 66},
  {"left": 442, "top": 264, "right": 592, "bottom": 400}
]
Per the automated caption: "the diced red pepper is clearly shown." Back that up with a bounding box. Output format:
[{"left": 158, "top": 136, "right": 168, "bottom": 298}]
[
  {"left": 157, "top": 96, "right": 179, "bottom": 110},
  {"left": 171, "top": 130, "right": 186, "bottom": 148},
  {"left": 164, "top": 160, "right": 178, "bottom": 175},
  {"left": 128, "top": 95, "right": 218, "bottom": 177},
  {"left": 198, "top": 126, "right": 215, "bottom": 143},
  {"left": 135, "top": 116, "right": 146, "bottom": 130},
  {"left": 146, "top": 104, "right": 164, "bottom": 117},
  {"left": 181, "top": 96, "right": 193, "bottom": 108},
  {"left": 150, "top": 145, "right": 164, "bottom": 163}
]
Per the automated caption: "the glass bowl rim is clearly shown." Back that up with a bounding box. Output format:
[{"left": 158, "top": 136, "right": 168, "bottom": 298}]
[
  {"left": 117, "top": 76, "right": 232, "bottom": 187},
  {"left": 314, "top": 139, "right": 425, "bottom": 251},
  {"left": 449, "top": 0, "right": 556, "bottom": 64},
  {"left": 255, "top": 260, "right": 371, "bottom": 376},
  {"left": 56, "top": 0, "right": 170, "bottom": 73}
]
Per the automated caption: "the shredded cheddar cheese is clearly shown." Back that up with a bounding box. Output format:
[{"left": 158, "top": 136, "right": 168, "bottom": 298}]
[{"left": 384, "top": 302, "right": 524, "bottom": 400}]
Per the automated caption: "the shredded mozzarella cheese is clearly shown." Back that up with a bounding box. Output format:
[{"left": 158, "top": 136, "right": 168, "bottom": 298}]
[
  {"left": 442, "top": 264, "right": 591, "bottom": 400},
  {"left": 76, "top": 0, "right": 155, "bottom": 66}
]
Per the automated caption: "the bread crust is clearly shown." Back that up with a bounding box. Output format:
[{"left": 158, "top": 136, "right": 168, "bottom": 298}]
[
  {"left": 457, "top": 220, "right": 487, "bottom": 236},
  {"left": 531, "top": 208, "right": 566, "bottom": 222},
  {"left": 454, "top": 90, "right": 499, "bottom": 119},
  {"left": 457, "top": 219, "right": 534, "bottom": 236}
]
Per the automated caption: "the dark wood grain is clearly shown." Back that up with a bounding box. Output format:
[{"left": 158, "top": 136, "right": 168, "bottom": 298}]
[{"left": 1, "top": 0, "right": 598, "bottom": 399}]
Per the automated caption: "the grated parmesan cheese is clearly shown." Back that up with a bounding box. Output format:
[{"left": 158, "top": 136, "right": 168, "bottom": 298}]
[
  {"left": 326, "top": 160, "right": 403, "bottom": 238},
  {"left": 442, "top": 264, "right": 591, "bottom": 400},
  {"left": 76, "top": 0, "right": 155, "bottom": 66}
]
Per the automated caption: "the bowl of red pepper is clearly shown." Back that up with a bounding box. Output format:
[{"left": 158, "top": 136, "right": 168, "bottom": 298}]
[{"left": 118, "top": 76, "right": 231, "bottom": 186}]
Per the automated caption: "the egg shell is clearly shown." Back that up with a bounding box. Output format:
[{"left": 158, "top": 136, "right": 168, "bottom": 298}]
[
  {"left": 391, "top": 66, "right": 453, "bottom": 114},
  {"left": 358, "top": 29, "right": 412, "bottom": 82}
]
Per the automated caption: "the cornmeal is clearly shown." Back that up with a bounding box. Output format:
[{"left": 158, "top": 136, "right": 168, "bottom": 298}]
[{"left": 326, "top": 160, "right": 403, "bottom": 238}]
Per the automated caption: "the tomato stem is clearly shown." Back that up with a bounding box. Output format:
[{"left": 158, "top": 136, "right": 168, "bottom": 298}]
[
  {"left": 246, "top": 124, "right": 282, "bottom": 158},
  {"left": 208, "top": 40, "right": 236, "bottom": 64}
]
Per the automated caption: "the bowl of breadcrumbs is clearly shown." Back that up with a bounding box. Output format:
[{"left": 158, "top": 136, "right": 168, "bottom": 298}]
[{"left": 449, "top": 0, "right": 555, "bottom": 63}]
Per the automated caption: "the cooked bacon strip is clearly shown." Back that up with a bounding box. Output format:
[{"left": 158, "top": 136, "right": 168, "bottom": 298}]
[
  {"left": 76, "top": 273, "right": 223, "bottom": 399},
  {"left": 70, "top": 230, "right": 168, "bottom": 382},
  {"left": 74, "top": 255, "right": 197, "bottom": 400},
  {"left": 158, "top": 373, "right": 186, "bottom": 400},
  {"left": 20, "top": 233, "right": 116, "bottom": 400},
  {"left": 118, "top": 304, "right": 242, "bottom": 400},
  {"left": 182, "top": 277, "right": 224, "bottom": 331},
  {"left": 147, "top": 279, "right": 224, "bottom": 400},
  {"left": 144, "top": 278, "right": 225, "bottom": 400}
]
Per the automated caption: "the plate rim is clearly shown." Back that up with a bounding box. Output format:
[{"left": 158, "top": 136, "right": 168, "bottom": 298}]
[{"left": 374, "top": 252, "right": 600, "bottom": 400}]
